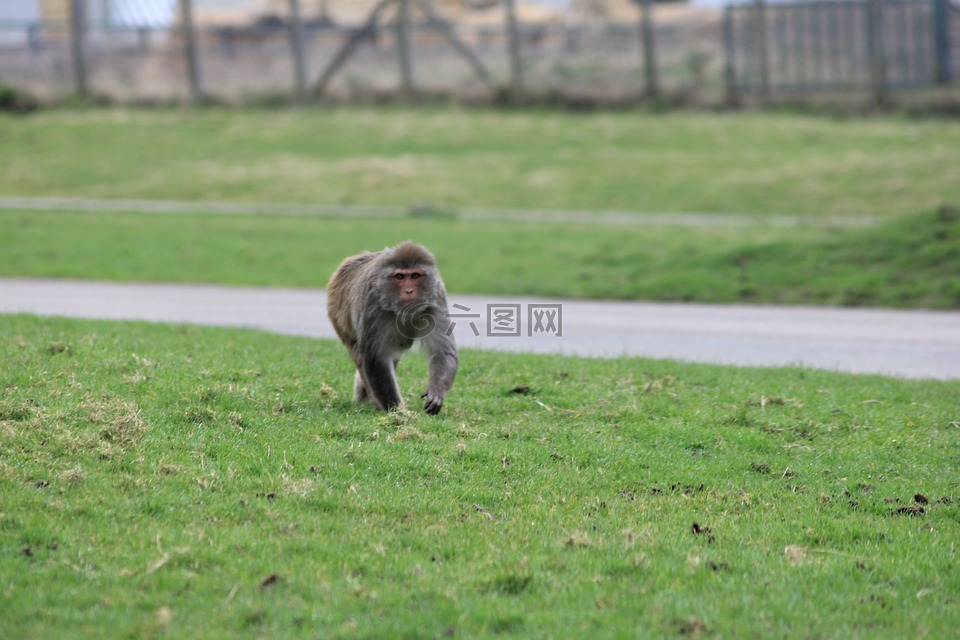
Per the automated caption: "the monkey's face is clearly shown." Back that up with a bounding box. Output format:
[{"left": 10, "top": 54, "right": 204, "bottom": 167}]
[{"left": 391, "top": 268, "right": 426, "bottom": 305}]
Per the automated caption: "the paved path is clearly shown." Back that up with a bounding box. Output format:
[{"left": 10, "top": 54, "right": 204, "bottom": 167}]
[
  {"left": 1, "top": 278, "right": 958, "bottom": 381},
  {"left": 0, "top": 196, "right": 877, "bottom": 228}
]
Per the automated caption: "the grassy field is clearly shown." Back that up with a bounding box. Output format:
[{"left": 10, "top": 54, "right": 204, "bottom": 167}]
[
  {"left": 1, "top": 206, "right": 958, "bottom": 308},
  {"left": 2, "top": 107, "right": 959, "bottom": 308},
  {"left": 2, "top": 107, "right": 960, "bottom": 218},
  {"left": 1, "top": 314, "right": 959, "bottom": 639},
  {"left": 3, "top": 107, "right": 958, "bottom": 639}
]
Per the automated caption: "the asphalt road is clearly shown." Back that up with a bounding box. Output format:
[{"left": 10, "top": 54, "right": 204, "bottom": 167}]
[{"left": 2, "top": 278, "right": 958, "bottom": 381}]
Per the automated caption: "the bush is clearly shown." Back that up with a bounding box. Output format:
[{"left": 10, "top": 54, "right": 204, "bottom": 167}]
[{"left": 0, "top": 84, "right": 38, "bottom": 113}]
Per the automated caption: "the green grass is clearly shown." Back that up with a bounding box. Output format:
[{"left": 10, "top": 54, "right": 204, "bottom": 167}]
[
  {"left": 3, "top": 106, "right": 958, "bottom": 638},
  {"left": 1, "top": 206, "right": 958, "bottom": 308},
  {"left": 3, "top": 106, "right": 958, "bottom": 308},
  {"left": 2, "top": 107, "right": 960, "bottom": 218},
  {"left": 1, "top": 314, "right": 959, "bottom": 638}
]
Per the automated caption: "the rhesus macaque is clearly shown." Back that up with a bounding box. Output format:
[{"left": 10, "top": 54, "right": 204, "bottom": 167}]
[{"left": 327, "top": 242, "right": 458, "bottom": 414}]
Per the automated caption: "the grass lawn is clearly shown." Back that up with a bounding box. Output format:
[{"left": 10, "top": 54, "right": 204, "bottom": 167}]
[
  {"left": 3, "top": 107, "right": 959, "bottom": 308},
  {"left": 3, "top": 107, "right": 958, "bottom": 308},
  {"left": 2, "top": 107, "right": 960, "bottom": 219},
  {"left": 1, "top": 315, "right": 959, "bottom": 638},
  {"left": 1, "top": 206, "right": 958, "bottom": 308}
]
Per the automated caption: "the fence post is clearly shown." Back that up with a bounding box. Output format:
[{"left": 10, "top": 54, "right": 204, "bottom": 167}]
[
  {"left": 866, "top": 0, "right": 888, "bottom": 106},
  {"left": 504, "top": 0, "right": 523, "bottom": 96},
  {"left": 312, "top": 0, "right": 393, "bottom": 97},
  {"left": 397, "top": 0, "right": 415, "bottom": 97},
  {"left": 287, "top": 0, "right": 308, "bottom": 100},
  {"left": 178, "top": 0, "right": 203, "bottom": 101},
  {"left": 69, "top": 0, "right": 88, "bottom": 96},
  {"left": 412, "top": 0, "right": 493, "bottom": 88},
  {"left": 28, "top": 23, "right": 42, "bottom": 53},
  {"left": 753, "top": 0, "right": 770, "bottom": 100},
  {"left": 637, "top": 0, "right": 659, "bottom": 99},
  {"left": 933, "top": 0, "right": 952, "bottom": 84},
  {"left": 723, "top": 6, "right": 739, "bottom": 105}
]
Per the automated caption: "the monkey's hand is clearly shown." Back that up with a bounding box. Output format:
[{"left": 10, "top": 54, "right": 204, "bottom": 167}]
[{"left": 420, "top": 389, "right": 444, "bottom": 415}]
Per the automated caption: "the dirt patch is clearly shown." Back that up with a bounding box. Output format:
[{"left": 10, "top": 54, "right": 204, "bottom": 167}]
[
  {"left": 260, "top": 573, "right": 281, "bottom": 588},
  {"left": 690, "top": 522, "right": 715, "bottom": 543},
  {"left": 894, "top": 504, "right": 925, "bottom": 516}
]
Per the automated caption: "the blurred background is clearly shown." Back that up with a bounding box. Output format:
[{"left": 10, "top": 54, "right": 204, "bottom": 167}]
[{"left": 1, "top": 0, "right": 957, "bottom": 106}]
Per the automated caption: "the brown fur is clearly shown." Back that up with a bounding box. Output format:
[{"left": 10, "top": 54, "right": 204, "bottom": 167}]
[{"left": 326, "top": 242, "right": 457, "bottom": 414}]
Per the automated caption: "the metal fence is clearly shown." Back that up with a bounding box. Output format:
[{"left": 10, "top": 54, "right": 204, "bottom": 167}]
[
  {"left": 723, "top": 0, "right": 960, "bottom": 102},
  {"left": 0, "top": 0, "right": 957, "bottom": 105}
]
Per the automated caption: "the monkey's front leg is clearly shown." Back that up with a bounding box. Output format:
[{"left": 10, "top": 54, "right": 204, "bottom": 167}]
[
  {"left": 420, "top": 389, "right": 444, "bottom": 415},
  {"left": 361, "top": 352, "right": 404, "bottom": 411},
  {"left": 421, "top": 347, "right": 458, "bottom": 415}
]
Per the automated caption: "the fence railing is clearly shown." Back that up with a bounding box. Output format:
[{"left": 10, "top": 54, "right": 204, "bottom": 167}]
[
  {"left": 0, "top": 0, "right": 957, "bottom": 105},
  {"left": 724, "top": 0, "right": 959, "bottom": 104}
]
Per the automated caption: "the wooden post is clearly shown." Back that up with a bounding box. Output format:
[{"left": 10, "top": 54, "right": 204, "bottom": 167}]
[
  {"left": 637, "top": 0, "right": 659, "bottom": 99},
  {"left": 287, "top": 0, "right": 308, "bottom": 100},
  {"left": 313, "top": 0, "right": 393, "bottom": 97},
  {"left": 397, "top": 0, "right": 414, "bottom": 97},
  {"left": 723, "top": 5, "right": 738, "bottom": 106},
  {"left": 866, "top": 0, "right": 887, "bottom": 106},
  {"left": 933, "top": 0, "right": 952, "bottom": 85},
  {"left": 504, "top": 0, "right": 523, "bottom": 96},
  {"left": 69, "top": 0, "right": 88, "bottom": 96},
  {"left": 753, "top": 0, "right": 770, "bottom": 100},
  {"left": 179, "top": 0, "right": 203, "bottom": 101}
]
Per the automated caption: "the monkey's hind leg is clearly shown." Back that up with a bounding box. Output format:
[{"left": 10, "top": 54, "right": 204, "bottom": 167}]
[
  {"left": 362, "top": 354, "right": 404, "bottom": 412},
  {"left": 353, "top": 370, "right": 369, "bottom": 404}
]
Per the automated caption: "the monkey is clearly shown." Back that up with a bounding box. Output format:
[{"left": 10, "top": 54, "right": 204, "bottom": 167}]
[{"left": 327, "top": 242, "right": 458, "bottom": 415}]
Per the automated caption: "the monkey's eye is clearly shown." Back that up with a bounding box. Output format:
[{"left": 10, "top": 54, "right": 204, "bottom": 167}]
[
  {"left": 410, "top": 273, "right": 421, "bottom": 280},
  {"left": 394, "top": 273, "right": 405, "bottom": 280}
]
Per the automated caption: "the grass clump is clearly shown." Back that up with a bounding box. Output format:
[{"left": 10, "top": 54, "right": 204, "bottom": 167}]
[
  {"left": 705, "top": 204, "right": 960, "bottom": 307},
  {"left": 1, "top": 314, "right": 959, "bottom": 638},
  {"left": 591, "top": 205, "right": 960, "bottom": 307}
]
